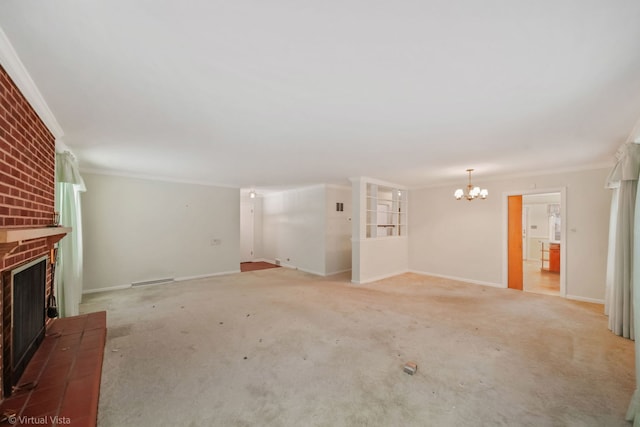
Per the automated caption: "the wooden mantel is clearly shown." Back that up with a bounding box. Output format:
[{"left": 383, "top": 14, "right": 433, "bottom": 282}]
[{"left": 0, "top": 226, "right": 71, "bottom": 259}]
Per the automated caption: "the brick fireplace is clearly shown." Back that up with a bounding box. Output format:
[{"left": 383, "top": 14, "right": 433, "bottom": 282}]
[{"left": 0, "top": 64, "right": 66, "bottom": 399}]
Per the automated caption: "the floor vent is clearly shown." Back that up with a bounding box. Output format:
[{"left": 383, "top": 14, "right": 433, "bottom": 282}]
[{"left": 132, "top": 278, "right": 174, "bottom": 287}]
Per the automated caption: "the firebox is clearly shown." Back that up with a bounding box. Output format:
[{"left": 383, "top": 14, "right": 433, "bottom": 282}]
[{"left": 3, "top": 256, "right": 47, "bottom": 396}]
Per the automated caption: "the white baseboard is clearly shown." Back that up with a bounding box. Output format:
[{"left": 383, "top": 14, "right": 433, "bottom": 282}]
[
  {"left": 352, "top": 269, "right": 409, "bottom": 284},
  {"left": 409, "top": 269, "right": 504, "bottom": 288},
  {"left": 176, "top": 270, "right": 241, "bottom": 282},
  {"left": 325, "top": 268, "right": 352, "bottom": 276},
  {"left": 280, "top": 263, "right": 325, "bottom": 277},
  {"left": 299, "top": 268, "right": 326, "bottom": 276},
  {"left": 270, "top": 262, "right": 350, "bottom": 277},
  {"left": 258, "top": 258, "right": 347, "bottom": 276},
  {"left": 82, "top": 269, "right": 242, "bottom": 294},
  {"left": 566, "top": 294, "right": 604, "bottom": 305},
  {"left": 82, "top": 284, "right": 132, "bottom": 295},
  {"left": 275, "top": 263, "right": 346, "bottom": 277},
  {"left": 410, "top": 271, "right": 604, "bottom": 303}
]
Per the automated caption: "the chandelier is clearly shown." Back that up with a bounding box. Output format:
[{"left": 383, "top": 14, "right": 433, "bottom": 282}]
[{"left": 454, "top": 169, "right": 488, "bottom": 201}]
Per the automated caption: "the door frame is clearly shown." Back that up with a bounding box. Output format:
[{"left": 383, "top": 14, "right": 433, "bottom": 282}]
[
  {"left": 522, "top": 206, "right": 529, "bottom": 260},
  {"left": 507, "top": 195, "right": 524, "bottom": 290},
  {"left": 502, "top": 187, "right": 567, "bottom": 297},
  {"left": 240, "top": 196, "right": 255, "bottom": 263}
]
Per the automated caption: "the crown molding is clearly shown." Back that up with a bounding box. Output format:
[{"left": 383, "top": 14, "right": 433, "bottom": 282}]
[
  {"left": 79, "top": 167, "right": 240, "bottom": 189},
  {"left": 409, "top": 161, "right": 613, "bottom": 191},
  {"left": 0, "top": 26, "right": 64, "bottom": 140},
  {"left": 348, "top": 176, "right": 407, "bottom": 189},
  {"left": 326, "top": 183, "right": 351, "bottom": 191}
]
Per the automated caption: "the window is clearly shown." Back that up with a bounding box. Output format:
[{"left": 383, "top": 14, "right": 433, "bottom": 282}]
[{"left": 366, "top": 183, "right": 407, "bottom": 238}]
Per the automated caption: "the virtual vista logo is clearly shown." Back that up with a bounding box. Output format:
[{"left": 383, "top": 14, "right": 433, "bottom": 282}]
[{"left": 7, "top": 415, "right": 71, "bottom": 425}]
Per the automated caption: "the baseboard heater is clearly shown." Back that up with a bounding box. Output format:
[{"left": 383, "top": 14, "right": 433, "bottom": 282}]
[{"left": 131, "top": 278, "right": 174, "bottom": 287}]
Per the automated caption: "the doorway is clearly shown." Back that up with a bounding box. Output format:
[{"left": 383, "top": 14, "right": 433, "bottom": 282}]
[
  {"left": 240, "top": 193, "right": 255, "bottom": 263},
  {"left": 507, "top": 190, "right": 565, "bottom": 297}
]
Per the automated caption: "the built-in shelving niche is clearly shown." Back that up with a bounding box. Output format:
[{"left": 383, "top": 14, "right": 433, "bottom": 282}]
[{"left": 365, "top": 184, "right": 407, "bottom": 238}]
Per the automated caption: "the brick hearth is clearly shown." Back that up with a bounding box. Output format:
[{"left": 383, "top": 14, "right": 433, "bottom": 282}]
[{"left": 0, "top": 311, "right": 106, "bottom": 427}]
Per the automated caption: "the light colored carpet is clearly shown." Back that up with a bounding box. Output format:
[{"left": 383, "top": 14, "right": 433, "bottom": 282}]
[{"left": 81, "top": 269, "right": 634, "bottom": 427}]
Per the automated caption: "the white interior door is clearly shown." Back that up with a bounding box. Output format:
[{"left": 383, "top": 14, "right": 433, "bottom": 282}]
[{"left": 240, "top": 199, "right": 254, "bottom": 262}]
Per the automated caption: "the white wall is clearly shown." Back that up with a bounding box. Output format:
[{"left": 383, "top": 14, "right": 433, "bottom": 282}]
[
  {"left": 325, "top": 185, "right": 352, "bottom": 275},
  {"left": 525, "top": 203, "right": 549, "bottom": 261},
  {"left": 526, "top": 203, "right": 550, "bottom": 239},
  {"left": 82, "top": 173, "right": 240, "bottom": 291},
  {"left": 261, "top": 185, "right": 326, "bottom": 275},
  {"left": 357, "top": 237, "right": 409, "bottom": 283},
  {"left": 260, "top": 184, "right": 352, "bottom": 276},
  {"left": 523, "top": 193, "right": 561, "bottom": 261},
  {"left": 409, "top": 168, "right": 611, "bottom": 302},
  {"left": 351, "top": 177, "right": 408, "bottom": 283}
]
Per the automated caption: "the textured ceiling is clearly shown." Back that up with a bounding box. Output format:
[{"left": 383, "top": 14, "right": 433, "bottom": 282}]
[{"left": 1, "top": 1, "right": 639, "bottom": 189}]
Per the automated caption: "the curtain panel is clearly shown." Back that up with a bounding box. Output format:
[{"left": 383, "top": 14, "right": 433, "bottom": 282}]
[
  {"left": 54, "top": 151, "right": 86, "bottom": 317},
  {"left": 605, "top": 142, "right": 640, "bottom": 338},
  {"left": 606, "top": 142, "right": 640, "bottom": 424}
]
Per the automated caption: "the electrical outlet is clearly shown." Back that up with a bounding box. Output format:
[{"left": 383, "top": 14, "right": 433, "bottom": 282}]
[{"left": 211, "top": 238, "right": 221, "bottom": 246}]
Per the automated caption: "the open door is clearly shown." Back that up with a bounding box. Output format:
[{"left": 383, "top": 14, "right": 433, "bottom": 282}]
[
  {"left": 240, "top": 198, "right": 254, "bottom": 263},
  {"left": 508, "top": 195, "right": 523, "bottom": 290}
]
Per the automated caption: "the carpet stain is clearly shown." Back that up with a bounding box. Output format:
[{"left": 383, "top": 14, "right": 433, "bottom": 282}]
[{"left": 108, "top": 324, "right": 132, "bottom": 339}]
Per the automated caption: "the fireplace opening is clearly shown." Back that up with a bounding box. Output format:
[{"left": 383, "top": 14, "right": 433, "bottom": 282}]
[{"left": 4, "top": 256, "right": 48, "bottom": 396}]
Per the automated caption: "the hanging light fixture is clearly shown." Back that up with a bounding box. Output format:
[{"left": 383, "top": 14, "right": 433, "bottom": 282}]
[{"left": 454, "top": 169, "right": 488, "bottom": 201}]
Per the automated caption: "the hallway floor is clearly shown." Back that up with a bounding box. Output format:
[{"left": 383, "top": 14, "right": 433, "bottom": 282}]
[
  {"left": 240, "top": 261, "right": 281, "bottom": 272},
  {"left": 523, "top": 259, "right": 560, "bottom": 296}
]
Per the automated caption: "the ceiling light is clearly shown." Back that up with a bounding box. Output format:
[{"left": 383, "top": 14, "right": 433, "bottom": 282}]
[
  {"left": 454, "top": 169, "right": 488, "bottom": 201},
  {"left": 249, "top": 190, "right": 256, "bottom": 199}
]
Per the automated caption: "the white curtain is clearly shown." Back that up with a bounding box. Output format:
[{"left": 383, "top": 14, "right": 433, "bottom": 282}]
[
  {"left": 630, "top": 154, "right": 640, "bottom": 424},
  {"left": 605, "top": 188, "right": 619, "bottom": 316},
  {"left": 605, "top": 142, "right": 640, "bottom": 339},
  {"left": 609, "top": 141, "right": 640, "bottom": 425},
  {"left": 55, "top": 151, "right": 86, "bottom": 317}
]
